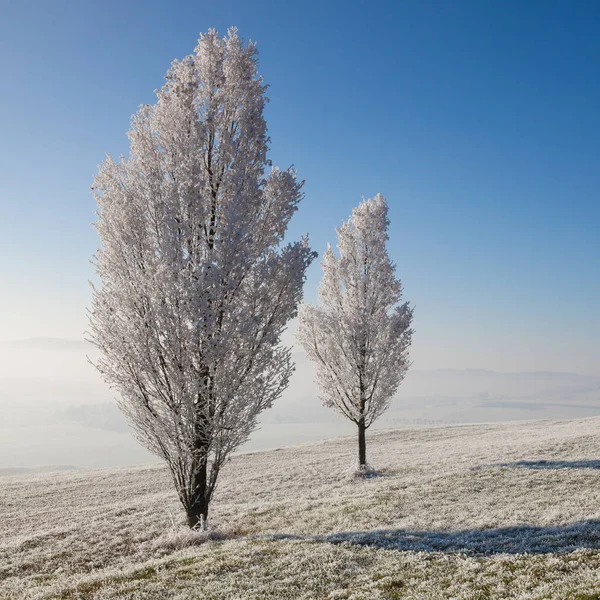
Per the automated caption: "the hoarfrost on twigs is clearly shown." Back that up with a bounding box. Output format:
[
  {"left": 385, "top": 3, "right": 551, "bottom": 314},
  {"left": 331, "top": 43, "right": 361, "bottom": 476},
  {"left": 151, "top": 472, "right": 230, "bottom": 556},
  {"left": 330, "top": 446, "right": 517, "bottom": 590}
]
[
  {"left": 298, "top": 195, "right": 413, "bottom": 471},
  {"left": 88, "top": 28, "right": 316, "bottom": 529}
]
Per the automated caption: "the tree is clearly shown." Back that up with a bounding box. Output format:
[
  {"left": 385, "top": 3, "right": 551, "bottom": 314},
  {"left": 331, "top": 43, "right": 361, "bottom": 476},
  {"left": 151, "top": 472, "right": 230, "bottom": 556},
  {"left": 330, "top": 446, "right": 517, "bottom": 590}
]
[
  {"left": 297, "top": 195, "right": 413, "bottom": 473},
  {"left": 88, "top": 28, "right": 316, "bottom": 529}
]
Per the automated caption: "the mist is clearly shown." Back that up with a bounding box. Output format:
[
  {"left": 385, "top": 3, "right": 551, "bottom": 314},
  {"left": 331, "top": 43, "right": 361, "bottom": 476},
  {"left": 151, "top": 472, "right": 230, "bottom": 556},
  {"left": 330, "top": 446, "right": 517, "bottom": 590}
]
[{"left": 1, "top": 338, "right": 599, "bottom": 472}]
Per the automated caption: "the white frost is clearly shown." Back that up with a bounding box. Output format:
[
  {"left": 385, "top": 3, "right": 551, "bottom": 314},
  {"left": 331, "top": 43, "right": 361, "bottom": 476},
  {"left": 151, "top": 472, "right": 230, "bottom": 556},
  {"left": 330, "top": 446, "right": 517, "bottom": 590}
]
[{"left": 88, "top": 28, "right": 315, "bottom": 527}]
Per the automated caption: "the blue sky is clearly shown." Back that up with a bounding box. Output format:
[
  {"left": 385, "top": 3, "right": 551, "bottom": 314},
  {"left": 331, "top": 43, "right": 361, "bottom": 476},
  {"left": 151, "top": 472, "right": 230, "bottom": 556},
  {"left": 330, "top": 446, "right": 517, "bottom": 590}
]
[{"left": 0, "top": 0, "right": 598, "bottom": 373}]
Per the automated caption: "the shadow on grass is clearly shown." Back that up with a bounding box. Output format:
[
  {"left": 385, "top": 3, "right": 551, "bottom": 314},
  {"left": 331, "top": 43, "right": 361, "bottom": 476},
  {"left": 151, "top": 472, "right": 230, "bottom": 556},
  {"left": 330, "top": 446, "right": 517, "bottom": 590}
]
[
  {"left": 498, "top": 460, "right": 600, "bottom": 470},
  {"left": 263, "top": 519, "right": 600, "bottom": 554}
]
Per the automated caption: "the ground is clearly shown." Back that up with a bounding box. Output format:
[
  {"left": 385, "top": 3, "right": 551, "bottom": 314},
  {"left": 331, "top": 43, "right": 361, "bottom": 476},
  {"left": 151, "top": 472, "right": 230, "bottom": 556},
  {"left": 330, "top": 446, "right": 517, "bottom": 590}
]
[{"left": 3, "top": 417, "right": 600, "bottom": 599}]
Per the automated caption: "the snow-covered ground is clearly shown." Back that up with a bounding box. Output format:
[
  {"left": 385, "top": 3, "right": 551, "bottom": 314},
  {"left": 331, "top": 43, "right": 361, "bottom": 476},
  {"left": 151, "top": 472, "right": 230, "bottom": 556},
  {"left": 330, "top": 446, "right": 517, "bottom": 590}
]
[{"left": 3, "top": 417, "right": 600, "bottom": 598}]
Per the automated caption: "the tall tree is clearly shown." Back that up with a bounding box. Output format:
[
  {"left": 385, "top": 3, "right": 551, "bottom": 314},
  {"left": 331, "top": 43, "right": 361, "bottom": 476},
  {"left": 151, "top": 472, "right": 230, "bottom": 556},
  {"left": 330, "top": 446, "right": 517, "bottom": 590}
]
[
  {"left": 89, "top": 28, "right": 316, "bottom": 529},
  {"left": 298, "top": 195, "right": 413, "bottom": 473}
]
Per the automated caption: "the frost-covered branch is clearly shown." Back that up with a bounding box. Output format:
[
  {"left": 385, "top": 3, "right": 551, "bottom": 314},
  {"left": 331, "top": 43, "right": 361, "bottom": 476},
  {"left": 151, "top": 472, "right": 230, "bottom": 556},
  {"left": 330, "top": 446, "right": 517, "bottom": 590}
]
[
  {"left": 298, "top": 195, "right": 413, "bottom": 471},
  {"left": 88, "top": 28, "right": 316, "bottom": 528}
]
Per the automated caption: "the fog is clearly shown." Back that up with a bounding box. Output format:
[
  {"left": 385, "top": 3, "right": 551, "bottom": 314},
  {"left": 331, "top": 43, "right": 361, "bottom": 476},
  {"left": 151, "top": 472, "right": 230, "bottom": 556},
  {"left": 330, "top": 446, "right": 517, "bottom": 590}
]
[{"left": 1, "top": 338, "right": 599, "bottom": 472}]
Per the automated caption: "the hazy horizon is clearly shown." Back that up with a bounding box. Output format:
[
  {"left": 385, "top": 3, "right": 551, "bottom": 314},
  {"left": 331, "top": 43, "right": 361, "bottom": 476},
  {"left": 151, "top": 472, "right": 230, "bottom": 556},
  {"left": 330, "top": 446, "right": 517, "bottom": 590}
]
[
  {"left": 1, "top": 337, "right": 599, "bottom": 472},
  {"left": 1, "top": 335, "right": 598, "bottom": 378}
]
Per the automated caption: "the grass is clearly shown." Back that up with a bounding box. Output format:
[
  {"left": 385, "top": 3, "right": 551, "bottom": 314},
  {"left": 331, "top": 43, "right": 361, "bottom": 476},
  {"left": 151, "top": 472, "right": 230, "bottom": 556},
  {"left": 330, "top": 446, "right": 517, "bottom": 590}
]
[{"left": 3, "top": 417, "right": 600, "bottom": 598}]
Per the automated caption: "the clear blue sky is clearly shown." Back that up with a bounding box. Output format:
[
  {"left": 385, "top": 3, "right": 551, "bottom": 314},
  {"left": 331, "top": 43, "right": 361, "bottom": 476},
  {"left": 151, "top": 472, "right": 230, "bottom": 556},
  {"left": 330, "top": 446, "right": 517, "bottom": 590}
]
[{"left": 0, "top": 0, "right": 598, "bottom": 373}]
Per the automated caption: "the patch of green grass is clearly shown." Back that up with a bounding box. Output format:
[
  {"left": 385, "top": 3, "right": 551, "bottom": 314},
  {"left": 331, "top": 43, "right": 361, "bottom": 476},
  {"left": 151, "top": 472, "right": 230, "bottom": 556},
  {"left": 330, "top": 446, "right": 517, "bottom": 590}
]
[
  {"left": 128, "top": 566, "right": 157, "bottom": 581},
  {"left": 378, "top": 578, "right": 406, "bottom": 599}
]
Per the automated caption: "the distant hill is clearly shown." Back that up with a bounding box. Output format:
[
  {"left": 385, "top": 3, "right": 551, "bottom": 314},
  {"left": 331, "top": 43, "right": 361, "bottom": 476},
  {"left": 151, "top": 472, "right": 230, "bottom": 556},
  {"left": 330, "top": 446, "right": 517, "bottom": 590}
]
[
  {"left": 0, "top": 465, "right": 79, "bottom": 476},
  {"left": 1, "top": 338, "right": 599, "bottom": 470}
]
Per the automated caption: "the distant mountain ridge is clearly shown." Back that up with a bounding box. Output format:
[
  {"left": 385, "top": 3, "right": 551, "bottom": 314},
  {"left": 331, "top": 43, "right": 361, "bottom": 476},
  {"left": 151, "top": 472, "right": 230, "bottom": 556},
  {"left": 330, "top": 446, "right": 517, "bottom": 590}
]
[
  {"left": 3, "top": 338, "right": 599, "bottom": 379},
  {"left": 410, "top": 368, "right": 600, "bottom": 380}
]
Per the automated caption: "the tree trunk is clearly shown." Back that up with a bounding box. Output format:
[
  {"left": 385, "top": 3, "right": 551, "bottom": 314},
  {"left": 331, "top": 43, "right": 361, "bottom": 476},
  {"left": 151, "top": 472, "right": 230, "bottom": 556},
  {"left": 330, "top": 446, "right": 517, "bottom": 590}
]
[
  {"left": 186, "top": 497, "right": 209, "bottom": 529},
  {"left": 358, "top": 418, "right": 367, "bottom": 470},
  {"left": 187, "top": 459, "right": 209, "bottom": 529}
]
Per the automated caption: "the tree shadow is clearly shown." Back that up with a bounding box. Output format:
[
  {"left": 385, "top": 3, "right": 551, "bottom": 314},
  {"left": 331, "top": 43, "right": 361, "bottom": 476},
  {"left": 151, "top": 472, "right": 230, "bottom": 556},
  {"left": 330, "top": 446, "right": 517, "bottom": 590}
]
[
  {"left": 264, "top": 519, "right": 600, "bottom": 554},
  {"left": 497, "top": 459, "right": 600, "bottom": 470}
]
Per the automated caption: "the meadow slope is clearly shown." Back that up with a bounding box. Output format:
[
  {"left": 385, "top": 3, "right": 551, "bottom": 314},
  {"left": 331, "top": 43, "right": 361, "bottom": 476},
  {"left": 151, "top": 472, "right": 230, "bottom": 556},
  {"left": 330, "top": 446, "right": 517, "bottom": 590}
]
[{"left": 3, "top": 418, "right": 600, "bottom": 599}]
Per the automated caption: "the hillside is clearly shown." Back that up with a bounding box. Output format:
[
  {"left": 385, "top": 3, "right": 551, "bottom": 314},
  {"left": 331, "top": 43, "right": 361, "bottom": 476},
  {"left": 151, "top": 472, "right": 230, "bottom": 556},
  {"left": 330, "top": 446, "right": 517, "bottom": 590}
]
[{"left": 3, "top": 418, "right": 600, "bottom": 599}]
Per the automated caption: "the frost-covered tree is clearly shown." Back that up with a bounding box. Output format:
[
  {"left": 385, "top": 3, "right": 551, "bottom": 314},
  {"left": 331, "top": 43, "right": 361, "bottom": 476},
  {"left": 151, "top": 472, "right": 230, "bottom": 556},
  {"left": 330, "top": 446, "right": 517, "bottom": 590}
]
[
  {"left": 88, "top": 28, "right": 316, "bottom": 529},
  {"left": 298, "top": 195, "right": 413, "bottom": 473}
]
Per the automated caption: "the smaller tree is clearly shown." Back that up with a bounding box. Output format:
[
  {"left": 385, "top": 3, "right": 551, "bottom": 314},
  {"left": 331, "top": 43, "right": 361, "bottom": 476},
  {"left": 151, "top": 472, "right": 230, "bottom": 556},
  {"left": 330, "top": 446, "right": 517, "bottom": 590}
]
[{"left": 298, "top": 194, "right": 413, "bottom": 472}]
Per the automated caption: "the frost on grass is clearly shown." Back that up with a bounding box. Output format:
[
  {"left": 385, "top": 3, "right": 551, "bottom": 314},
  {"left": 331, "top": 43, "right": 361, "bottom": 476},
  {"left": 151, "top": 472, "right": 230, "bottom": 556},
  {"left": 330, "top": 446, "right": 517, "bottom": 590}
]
[
  {"left": 4, "top": 417, "right": 600, "bottom": 598},
  {"left": 149, "top": 526, "right": 234, "bottom": 554},
  {"left": 346, "top": 462, "right": 378, "bottom": 480}
]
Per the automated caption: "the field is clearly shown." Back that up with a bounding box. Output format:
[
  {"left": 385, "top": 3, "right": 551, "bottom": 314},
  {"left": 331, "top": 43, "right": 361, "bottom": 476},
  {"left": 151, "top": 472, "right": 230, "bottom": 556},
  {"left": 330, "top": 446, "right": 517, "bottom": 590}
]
[{"left": 3, "top": 417, "right": 600, "bottom": 599}]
